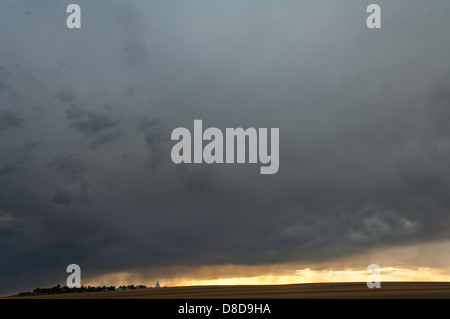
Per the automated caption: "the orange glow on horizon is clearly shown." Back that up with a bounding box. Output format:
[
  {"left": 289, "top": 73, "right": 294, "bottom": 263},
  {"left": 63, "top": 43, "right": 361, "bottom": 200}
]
[
  {"left": 173, "top": 266, "right": 450, "bottom": 287},
  {"left": 86, "top": 266, "right": 450, "bottom": 288},
  {"left": 85, "top": 241, "right": 450, "bottom": 288}
]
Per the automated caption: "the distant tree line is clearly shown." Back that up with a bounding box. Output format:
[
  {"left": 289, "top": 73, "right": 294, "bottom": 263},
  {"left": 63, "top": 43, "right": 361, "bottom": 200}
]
[{"left": 17, "top": 284, "right": 148, "bottom": 296}]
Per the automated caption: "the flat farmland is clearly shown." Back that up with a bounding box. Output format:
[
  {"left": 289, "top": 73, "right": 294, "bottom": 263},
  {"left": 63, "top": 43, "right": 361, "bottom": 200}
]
[{"left": 7, "top": 282, "right": 450, "bottom": 299}]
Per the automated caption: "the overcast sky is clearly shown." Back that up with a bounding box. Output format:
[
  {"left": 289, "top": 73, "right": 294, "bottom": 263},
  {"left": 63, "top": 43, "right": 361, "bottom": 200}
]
[{"left": 1, "top": 0, "right": 450, "bottom": 294}]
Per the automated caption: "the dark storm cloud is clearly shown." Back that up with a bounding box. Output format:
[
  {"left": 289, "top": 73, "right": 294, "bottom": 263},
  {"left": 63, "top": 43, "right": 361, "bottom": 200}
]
[
  {"left": 140, "top": 118, "right": 168, "bottom": 147},
  {"left": 66, "top": 104, "right": 120, "bottom": 137},
  {"left": 137, "top": 117, "right": 171, "bottom": 169},
  {"left": 175, "top": 165, "right": 212, "bottom": 191},
  {"left": 51, "top": 188, "right": 76, "bottom": 205},
  {"left": 51, "top": 184, "right": 90, "bottom": 206},
  {"left": 55, "top": 91, "right": 75, "bottom": 103},
  {"left": 89, "top": 129, "right": 121, "bottom": 150},
  {"left": 125, "top": 86, "right": 135, "bottom": 97},
  {"left": 0, "top": 164, "right": 16, "bottom": 175},
  {"left": 13, "top": 141, "right": 42, "bottom": 156},
  {"left": 0, "top": 82, "right": 9, "bottom": 90},
  {"left": 0, "top": 110, "right": 23, "bottom": 131},
  {"left": 114, "top": 5, "right": 149, "bottom": 66},
  {"left": 45, "top": 155, "right": 87, "bottom": 182},
  {"left": 1, "top": 0, "right": 450, "bottom": 294}
]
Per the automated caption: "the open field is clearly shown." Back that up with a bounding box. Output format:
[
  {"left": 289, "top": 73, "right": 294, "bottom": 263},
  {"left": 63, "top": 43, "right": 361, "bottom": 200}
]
[{"left": 5, "top": 282, "right": 450, "bottom": 299}]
